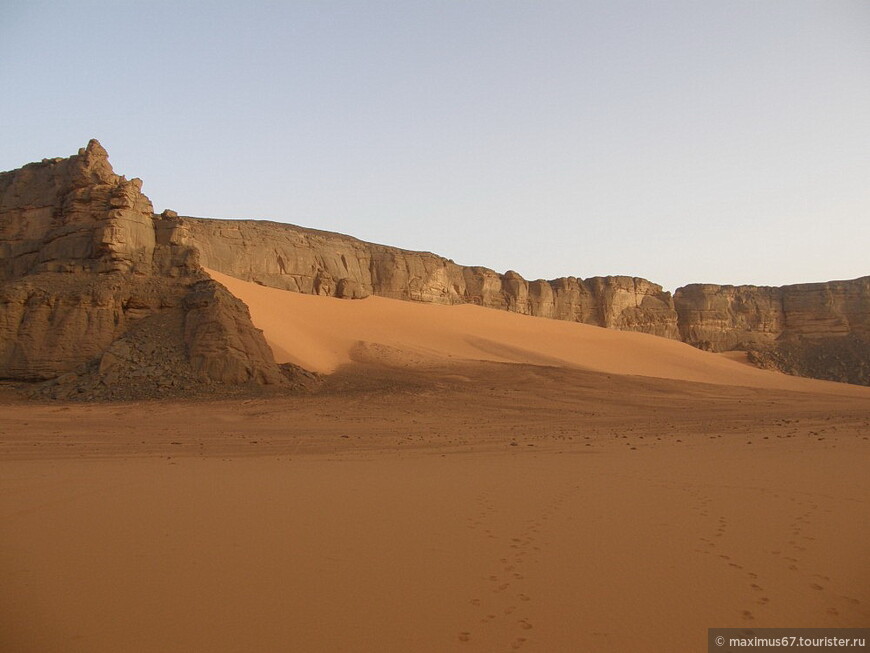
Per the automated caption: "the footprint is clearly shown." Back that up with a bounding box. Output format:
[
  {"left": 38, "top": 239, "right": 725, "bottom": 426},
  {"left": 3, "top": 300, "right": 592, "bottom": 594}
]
[
  {"left": 458, "top": 632, "right": 471, "bottom": 642},
  {"left": 741, "top": 610, "right": 754, "bottom": 620},
  {"left": 518, "top": 619, "right": 533, "bottom": 630},
  {"left": 518, "top": 593, "right": 531, "bottom": 602},
  {"left": 511, "top": 637, "right": 527, "bottom": 649}
]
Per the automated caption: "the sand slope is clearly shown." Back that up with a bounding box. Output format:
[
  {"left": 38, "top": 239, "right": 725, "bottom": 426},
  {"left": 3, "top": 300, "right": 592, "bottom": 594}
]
[
  {"left": 2, "top": 367, "right": 868, "bottom": 653},
  {"left": 208, "top": 269, "right": 868, "bottom": 396},
  {"left": 1, "top": 272, "right": 866, "bottom": 653}
]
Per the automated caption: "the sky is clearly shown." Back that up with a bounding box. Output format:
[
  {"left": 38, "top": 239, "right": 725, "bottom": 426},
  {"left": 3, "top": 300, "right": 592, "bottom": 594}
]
[{"left": 1, "top": 1, "right": 868, "bottom": 292}]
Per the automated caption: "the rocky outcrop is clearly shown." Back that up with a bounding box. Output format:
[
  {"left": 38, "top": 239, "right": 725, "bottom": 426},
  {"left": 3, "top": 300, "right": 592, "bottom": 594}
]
[
  {"left": 183, "top": 218, "right": 680, "bottom": 339},
  {"left": 673, "top": 278, "right": 870, "bottom": 384},
  {"left": 673, "top": 284, "right": 783, "bottom": 351},
  {"left": 674, "top": 278, "right": 870, "bottom": 350},
  {"left": 179, "top": 216, "right": 868, "bottom": 385},
  {"left": 182, "top": 279, "right": 285, "bottom": 385},
  {"left": 747, "top": 334, "right": 870, "bottom": 386},
  {"left": 2, "top": 141, "right": 867, "bottom": 390},
  {"left": 0, "top": 141, "right": 289, "bottom": 397},
  {"left": 0, "top": 140, "right": 157, "bottom": 279},
  {"left": 153, "top": 213, "right": 870, "bottom": 386}
]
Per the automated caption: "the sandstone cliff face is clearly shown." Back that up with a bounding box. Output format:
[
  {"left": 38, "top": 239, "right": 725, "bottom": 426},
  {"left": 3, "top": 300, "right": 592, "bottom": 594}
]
[
  {"left": 674, "top": 284, "right": 785, "bottom": 351},
  {"left": 182, "top": 279, "right": 285, "bottom": 385},
  {"left": 0, "top": 140, "right": 156, "bottom": 279},
  {"left": 2, "top": 141, "right": 868, "bottom": 390},
  {"left": 183, "top": 218, "right": 680, "bottom": 339},
  {"left": 0, "top": 141, "right": 287, "bottom": 396},
  {"left": 673, "top": 278, "right": 870, "bottom": 385},
  {"left": 674, "top": 278, "right": 870, "bottom": 351},
  {"left": 180, "top": 217, "right": 868, "bottom": 385}
]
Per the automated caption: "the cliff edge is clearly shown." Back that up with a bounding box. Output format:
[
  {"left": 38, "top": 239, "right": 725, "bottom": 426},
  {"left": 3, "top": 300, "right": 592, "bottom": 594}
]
[
  {"left": 674, "top": 278, "right": 870, "bottom": 384},
  {"left": 183, "top": 218, "right": 680, "bottom": 339},
  {"left": 0, "top": 140, "right": 295, "bottom": 398},
  {"left": 180, "top": 218, "right": 869, "bottom": 384},
  {"left": 2, "top": 141, "right": 867, "bottom": 390}
]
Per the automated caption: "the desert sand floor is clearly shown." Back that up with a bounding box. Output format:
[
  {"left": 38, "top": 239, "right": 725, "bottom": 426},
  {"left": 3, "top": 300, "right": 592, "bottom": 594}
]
[
  {"left": 2, "top": 362, "right": 869, "bottom": 653},
  {"left": 1, "top": 275, "right": 869, "bottom": 652}
]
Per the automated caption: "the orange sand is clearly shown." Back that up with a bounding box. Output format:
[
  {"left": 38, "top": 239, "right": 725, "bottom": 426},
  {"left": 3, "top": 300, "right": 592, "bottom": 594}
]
[
  {"left": 1, "top": 273, "right": 868, "bottom": 653},
  {"left": 209, "top": 268, "right": 866, "bottom": 396}
]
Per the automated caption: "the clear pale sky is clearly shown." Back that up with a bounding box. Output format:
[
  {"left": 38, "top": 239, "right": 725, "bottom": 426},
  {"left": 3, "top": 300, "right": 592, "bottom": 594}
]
[{"left": 2, "top": 1, "right": 868, "bottom": 291}]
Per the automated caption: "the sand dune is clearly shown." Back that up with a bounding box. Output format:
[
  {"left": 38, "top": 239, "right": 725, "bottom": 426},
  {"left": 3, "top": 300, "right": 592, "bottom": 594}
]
[
  {"left": 0, "top": 272, "right": 867, "bottom": 653},
  {"left": 208, "top": 268, "right": 868, "bottom": 396}
]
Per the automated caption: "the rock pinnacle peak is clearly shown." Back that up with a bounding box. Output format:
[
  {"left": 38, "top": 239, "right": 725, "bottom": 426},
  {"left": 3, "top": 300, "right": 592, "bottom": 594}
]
[{"left": 79, "top": 139, "right": 108, "bottom": 159}]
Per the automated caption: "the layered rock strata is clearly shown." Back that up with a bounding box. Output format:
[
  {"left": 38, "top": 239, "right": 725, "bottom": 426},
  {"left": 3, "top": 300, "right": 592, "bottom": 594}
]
[
  {"left": 0, "top": 140, "right": 290, "bottom": 398},
  {"left": 183, "top": 218, "right": 680, "bottom": 339},
  {"left": 674, "top": 278, "right": 870, "bottom": 385},
  {"left": 2, "top": 141, "right": 868, "bottom": 389},
  {"left": 674, "top": 278, "right": 870, "bottom": 351},
  {"left": 181, "top": 218, "right": 869, "bottom": 366}
]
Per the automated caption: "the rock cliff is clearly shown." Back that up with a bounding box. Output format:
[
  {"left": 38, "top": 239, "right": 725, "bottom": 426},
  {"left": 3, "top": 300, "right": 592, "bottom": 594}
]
[
  {"left": 673, "top": 278, "right": 870, "bottom": 384},
  {"left": 183, "top": 218, "right": 680, "bottom": 339},
  {"left": 2, "top": 141, "right": 868, "bottom": 390},
  {"left": 674, "top": 278, "right": 870, "bottom": 351},
  {"left": 180, "top": 218, "right": 868, "bottom": 384},
  {"left": 0, "top": 140, "right": 292, "bottom": 398}
]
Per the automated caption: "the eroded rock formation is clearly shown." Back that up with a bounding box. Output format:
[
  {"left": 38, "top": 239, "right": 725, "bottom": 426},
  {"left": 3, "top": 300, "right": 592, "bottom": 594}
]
[
  {"left": 2, "top": 141, "right": 867, "bottom": 390},
  {"left": 674, "top": 278, "right": 870, "bottom": 384},
  {"left": 0, "top": 140, "right": 291, "bottom": 398},
  {"left": 183, "top": 218, "right": 680, "bottom": 339},
  {"left": 180, "top": 217, "right": 868, "bottom": 384},
  {"left": 674, "top": 279, "right": 870, "bottom": 352}
]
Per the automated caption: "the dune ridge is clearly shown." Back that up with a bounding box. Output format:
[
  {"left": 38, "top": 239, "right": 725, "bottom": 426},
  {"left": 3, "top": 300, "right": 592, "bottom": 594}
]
[{"left": 207, "top": 268, "right": 869, "bottom": 397}]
